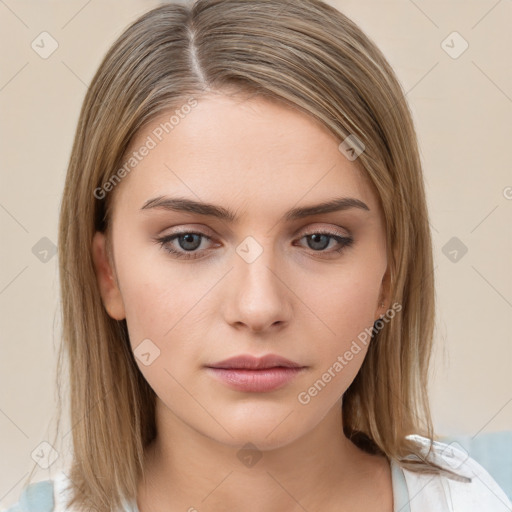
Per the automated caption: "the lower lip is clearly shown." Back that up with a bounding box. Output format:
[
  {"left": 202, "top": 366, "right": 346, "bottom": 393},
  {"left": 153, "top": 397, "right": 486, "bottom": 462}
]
[{"left": 205, "top": 367, "right": 305, "bottom": 392}]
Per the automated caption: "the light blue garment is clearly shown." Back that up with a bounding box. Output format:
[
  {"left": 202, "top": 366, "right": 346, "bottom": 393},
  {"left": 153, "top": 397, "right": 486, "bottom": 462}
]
[
  {"left": 439, "top": 430, "right": 512, "bottom": 502},
  {"left": 3, "top": 480, "right": 54, "bottom": 512},
  {"left": 391, "top": 458, "right": 412, "bottom": 512}
]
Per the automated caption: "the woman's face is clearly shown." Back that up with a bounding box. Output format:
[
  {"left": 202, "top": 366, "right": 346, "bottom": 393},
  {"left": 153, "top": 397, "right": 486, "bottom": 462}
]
[{"left": 93, "top": 92, "right": 390, "bottom": 450}]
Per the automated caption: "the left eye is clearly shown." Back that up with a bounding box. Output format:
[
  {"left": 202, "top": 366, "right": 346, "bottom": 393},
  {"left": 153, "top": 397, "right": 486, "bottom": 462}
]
[
  {"left": 298, "top": 232, "right": 353, "bottom": 252},
  {"left": 154, "top": 230, "right": 354, "bottom": 260}
]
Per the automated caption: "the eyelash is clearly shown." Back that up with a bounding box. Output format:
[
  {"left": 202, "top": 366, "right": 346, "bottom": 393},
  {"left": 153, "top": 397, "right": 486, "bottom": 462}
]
[{"left": 154, "top": 229, "right": 354, "bottom": 260}]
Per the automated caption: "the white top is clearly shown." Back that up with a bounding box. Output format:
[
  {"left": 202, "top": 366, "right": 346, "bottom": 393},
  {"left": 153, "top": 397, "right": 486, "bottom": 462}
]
[
  {"left": 5, "top": 435, "right": 512, "bottom": 512},
  {"left": 392, "top": 435, "right": 512, "bottom": 511}
]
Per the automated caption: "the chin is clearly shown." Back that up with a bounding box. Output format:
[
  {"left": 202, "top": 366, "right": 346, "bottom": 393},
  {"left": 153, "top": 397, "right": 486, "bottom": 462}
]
[{"left": 204, "top": 417, "right": 304, "bottom": 452}]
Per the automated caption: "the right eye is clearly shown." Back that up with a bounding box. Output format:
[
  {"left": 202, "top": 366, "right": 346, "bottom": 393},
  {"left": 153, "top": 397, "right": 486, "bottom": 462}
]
[{"left": 154, "top": 231, "right": 216, "bottom": 260}]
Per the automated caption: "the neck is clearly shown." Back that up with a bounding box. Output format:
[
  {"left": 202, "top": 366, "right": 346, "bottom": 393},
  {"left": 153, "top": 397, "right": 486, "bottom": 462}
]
[{"left": 136, "top": 400, "right": 391, "bottom": 512}]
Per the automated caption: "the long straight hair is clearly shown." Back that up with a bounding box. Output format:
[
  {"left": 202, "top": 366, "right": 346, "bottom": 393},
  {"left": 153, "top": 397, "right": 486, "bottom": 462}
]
[{"left": 27, "top": 1, "right": 451, "bottom": 510}]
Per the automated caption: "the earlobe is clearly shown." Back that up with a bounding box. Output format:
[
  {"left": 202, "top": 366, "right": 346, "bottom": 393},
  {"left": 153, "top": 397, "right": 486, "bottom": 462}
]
[{"left": 91, "top": 231, "right": 126, "bottom": 321}]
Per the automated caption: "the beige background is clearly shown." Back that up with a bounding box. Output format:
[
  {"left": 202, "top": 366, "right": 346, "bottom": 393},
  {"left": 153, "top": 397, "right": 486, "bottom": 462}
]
[{"left": 1, "top": 0, "right": 511, "bottom": 507}]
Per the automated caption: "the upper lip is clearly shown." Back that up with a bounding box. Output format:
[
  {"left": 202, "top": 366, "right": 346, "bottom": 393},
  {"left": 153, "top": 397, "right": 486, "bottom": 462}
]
[{"left": 206, "top": 354, "right": 303, "bottom": 370}]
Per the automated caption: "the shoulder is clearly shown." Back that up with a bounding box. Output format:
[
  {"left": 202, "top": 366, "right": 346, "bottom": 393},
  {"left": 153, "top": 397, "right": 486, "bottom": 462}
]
[
  {"left": 2, "top": 471, "right": 74, "bottom": 512},
  {"left": 2, "top": 478, "right": 55, "bottom": 512},
  {"left": 400, "top": 434, "right": 512, "bottom": 511}
]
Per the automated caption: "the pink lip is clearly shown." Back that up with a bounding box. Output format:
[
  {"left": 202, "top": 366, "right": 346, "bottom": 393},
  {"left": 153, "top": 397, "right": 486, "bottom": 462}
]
[
  {"left": 205, "top": 354, "right": 306, "bottom": 392},
  {"left": 207, "top": 354, "right": 303, "bottom": 370},
  {"left": 205, "top": 367, "right": 305, "bottom": 392}
]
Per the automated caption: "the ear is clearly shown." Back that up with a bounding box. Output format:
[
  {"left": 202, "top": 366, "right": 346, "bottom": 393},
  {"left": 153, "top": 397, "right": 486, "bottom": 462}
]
[
  {"left": 375, "top": 263, "right": 392, "bottom": 320},
  {"left": 92, "top": 231, "right": 126, "bottom": 320}
]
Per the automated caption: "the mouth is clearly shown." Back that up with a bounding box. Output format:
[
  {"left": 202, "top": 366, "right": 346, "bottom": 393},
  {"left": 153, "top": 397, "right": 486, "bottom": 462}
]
[{"left": 205, "top": 354, "right": 306, "bottom": 392}]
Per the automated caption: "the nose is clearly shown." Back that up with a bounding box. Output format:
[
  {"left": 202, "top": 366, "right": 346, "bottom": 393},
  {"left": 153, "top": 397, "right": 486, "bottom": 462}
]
[{"left": 222, "top": 244, "right": 292, "bottom": 334}]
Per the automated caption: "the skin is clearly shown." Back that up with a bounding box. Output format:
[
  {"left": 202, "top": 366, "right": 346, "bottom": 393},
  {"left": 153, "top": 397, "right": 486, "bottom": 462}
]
[{"left": 92, "top": 91, "right": 393, "bottom": 512}]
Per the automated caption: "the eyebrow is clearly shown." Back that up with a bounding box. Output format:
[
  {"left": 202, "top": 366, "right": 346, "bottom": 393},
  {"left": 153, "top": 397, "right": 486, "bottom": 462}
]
[{"left": 140, "top": 196, "right": 370, "bottom": 222}]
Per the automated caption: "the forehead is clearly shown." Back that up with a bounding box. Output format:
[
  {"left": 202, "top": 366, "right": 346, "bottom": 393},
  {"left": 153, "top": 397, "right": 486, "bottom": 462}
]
[{"left": 112, "top": 92, "right": 381, "bottom": 218}]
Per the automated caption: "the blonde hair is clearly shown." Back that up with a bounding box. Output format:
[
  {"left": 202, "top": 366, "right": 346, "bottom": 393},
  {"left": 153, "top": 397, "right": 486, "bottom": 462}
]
[{"left": 25, "top": 0, "right": 455, "bottom": 510}]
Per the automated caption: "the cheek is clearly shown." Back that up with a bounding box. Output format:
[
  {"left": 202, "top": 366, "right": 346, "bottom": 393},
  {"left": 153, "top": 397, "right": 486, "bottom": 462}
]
[
  {"left": 114, "top": 239, "right": 223, "bottom": 366},
  {"left": 297, "top": 261, "right": 384, "bottom": 341},
  {"left": 291, "top": 258, "right": 385, "bottom": 393},
  {"left": 291, "top": 270, "right": 383, "bottom": 405},
  {"left": 119, "top": 264, "right": 202, "bottom": 344},
  {"left": 116, "top": 261, "right": 208, "bottom": 396}
]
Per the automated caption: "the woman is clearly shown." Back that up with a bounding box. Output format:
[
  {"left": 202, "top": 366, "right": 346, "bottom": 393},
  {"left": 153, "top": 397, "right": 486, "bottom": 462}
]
[{"left": 8, "top": 1, "right": 511, "bottom": 511}]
